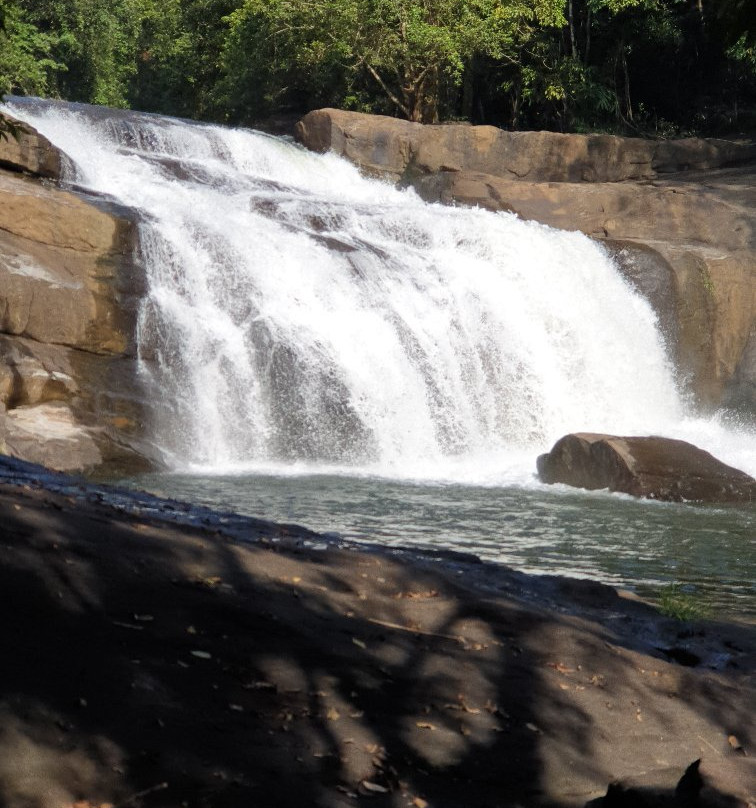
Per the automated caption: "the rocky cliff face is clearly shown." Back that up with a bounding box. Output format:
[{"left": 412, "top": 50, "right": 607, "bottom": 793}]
[
  {"left": 0, "top": 114, "right": 151, "bottom": 473},
  {"left": 296, "top": 109, "right": 756, "bottom": 415}
]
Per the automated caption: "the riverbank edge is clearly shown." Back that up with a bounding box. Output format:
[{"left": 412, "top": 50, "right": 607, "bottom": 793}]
[{"left": 0, "top": 455, "right": 754, "bottom": 807}]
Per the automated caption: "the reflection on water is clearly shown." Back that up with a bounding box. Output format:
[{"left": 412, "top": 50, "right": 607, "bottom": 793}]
[{"left": 125, "top": 473, "right": 755, "bottom": 620}]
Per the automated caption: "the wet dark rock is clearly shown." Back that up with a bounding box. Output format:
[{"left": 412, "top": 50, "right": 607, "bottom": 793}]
[
  {"left": 1, "top": 460, "right": 754, "bottom": 808},
  {"left": 657, "top": 647, "right": 702, "bottom": 667}
]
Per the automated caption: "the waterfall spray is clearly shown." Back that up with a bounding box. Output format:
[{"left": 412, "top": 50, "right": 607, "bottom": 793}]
[{"left": 6, "top": 98, "right": 716, "bottom": 482}]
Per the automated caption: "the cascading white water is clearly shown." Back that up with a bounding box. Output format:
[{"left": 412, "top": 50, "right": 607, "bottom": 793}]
[{"left": 5, "top": 98, "right": 751, "bottom": 483}]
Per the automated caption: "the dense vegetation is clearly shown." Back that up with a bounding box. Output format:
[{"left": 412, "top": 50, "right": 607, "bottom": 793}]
[{"left": 1, "top": 0, "right": 755, "bottom": 135}]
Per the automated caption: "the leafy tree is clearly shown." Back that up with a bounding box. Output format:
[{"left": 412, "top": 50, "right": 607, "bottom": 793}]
[
  {"left": 129, "top": 0, "right": 243, "bottom": 120},
  {"left": 717, "top": 0, "right": 756, "bottom": 47},
  {"left": 0, "top": 0, "right": 63, "bottom": 96},
  {"left": 515, "top": 0, "right": 754, "bottom": 134},
  {"left": 222, "top": 0, "right": 565, "bottom": 124},
  {"left": 129, "top": 0, "right": 195, "bottom": 115},
  {"left": 20, "top": 0, "right": 143, "bottom": 107},
  {"left": 0, "top": 0, "right": 754, "bottom": 137},
  {"left": 173, "top": 0, "right": 243, "bottom": 120}
]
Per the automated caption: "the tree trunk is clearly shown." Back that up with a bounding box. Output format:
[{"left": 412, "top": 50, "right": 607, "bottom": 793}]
[
  {"left": 510, "top": 81, "right": 521, "bottom": 129},
  {"left": 585, "top": 7, "right": 591, "bottom": 63},
  {"left": 461, "top": 60, "right": 475, "bottom": 121},
  {"left": 405, "top": 85, "right": 425, "bottom": 122},
  {"left": 404, "top": 67, "right": 439, "bottom": 123},
  {"left": 620, "top": 43, "right": 632, "bottom": 122},
  {"left": 568, "top": 0, "right": 578, "bottom": 59},
  {"left": 407, "top": 95, "right": 423, "bottom": 122},
  {"left": 365, "top": 62, "right": 410, "bottom": 119},
  {"left": 423, "top": 66, "right": 440, "bottom": 123}
]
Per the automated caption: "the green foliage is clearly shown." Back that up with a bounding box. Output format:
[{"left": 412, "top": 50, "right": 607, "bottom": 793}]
[
  {"left": 0, "top": 0, "right": 63, "bottom": 96},
  {"left": 657, "top": 583, "right": 708, "bottom": 622},
  {"left": 128, "top": 0, "right": 195, "bottom": 115},
  {"left": 717, "top": 0, "right": 756, "bottom": 47},
  {"left": 22, "top": 0, "right": 145, "bottom": 107},
  {"left": 222, "top": 0, "right": 565, "bottom": 123},
  {"left": 1, "top": 0, "right": 754, "bottom": 136},
  {"left": 158, "top": 0, "right": 241, "bottom": 120},
  {"left": 219, "top": 0, "right": 352, "bottom": 121}
]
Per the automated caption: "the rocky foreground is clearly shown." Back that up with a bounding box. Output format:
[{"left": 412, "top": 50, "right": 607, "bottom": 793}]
[{"left": 0, "top": 457, "right": 753, "bottom": 808}]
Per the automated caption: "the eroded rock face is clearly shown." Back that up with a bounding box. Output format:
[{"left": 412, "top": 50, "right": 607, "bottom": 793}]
[
  {"left": 724, "top": 328, "right": 756, "bottom": 418},
  {"left": 4, "top": 402, "right": 102, "bottom": 472},
  {"left": 0, "top": 114, "right": 151, "bottom": 474},
  {"left": 0, "top": 176, "right": 144, "bottom": 354},
  {"left": 295, "top": 109, "right": 756, "bottom": 412},
  {"left": 295, "top": 108, "right": 756, "bottom": 185},
  {"left": 0, "top": 113, "right": 62, "bottom": 178},
  {"left": 536, "top": 433, "right": 756, "bottom": 503}
]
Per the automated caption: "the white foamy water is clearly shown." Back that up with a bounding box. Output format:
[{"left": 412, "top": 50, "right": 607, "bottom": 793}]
[{"left": 5, "top": 98, "right": 753, "bottom": 484}]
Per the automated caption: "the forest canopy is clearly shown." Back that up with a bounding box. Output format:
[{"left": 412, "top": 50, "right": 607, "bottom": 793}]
[{"left": 1, "top": 0, "right": 755, "bottom": 135}]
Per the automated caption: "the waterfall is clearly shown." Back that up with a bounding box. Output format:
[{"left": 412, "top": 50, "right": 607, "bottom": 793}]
[{"left": 6, "top": 97, "right": 723, "bottom": 483}]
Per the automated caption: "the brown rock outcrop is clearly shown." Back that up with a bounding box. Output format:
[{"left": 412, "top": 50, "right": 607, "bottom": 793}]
[
  {"left": 536, "top": 433, "right": 756, "bottom": 503},
  {"left": 295, "top": 108, "right": 756, "bottom": 185},
  {"left": 0, "top": 174, "right": 144, "bottom": 354},
  {"left": 0, "top": 112, "right": 62, "bottom": 178},
  {"left": 724, "top": 327, "right": 756, "bottom": 415},
  {"left": 0, "top": 114, "right": 151, "bottom": 474},
  {"left": 295, "top": 109, "right": 756, "bottom": 413}
]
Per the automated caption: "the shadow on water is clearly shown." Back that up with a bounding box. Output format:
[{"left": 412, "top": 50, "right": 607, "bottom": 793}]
[{"left": 0, "top": 464, "right": 753, "bottom": 807}]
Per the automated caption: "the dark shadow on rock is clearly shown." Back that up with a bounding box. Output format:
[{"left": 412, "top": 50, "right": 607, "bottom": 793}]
[
  {"left": 0, "top": 459, "right": 753, "bottom": 808},
  {"left": 587, "top": 759, "right": 748, "bottom": 807}
]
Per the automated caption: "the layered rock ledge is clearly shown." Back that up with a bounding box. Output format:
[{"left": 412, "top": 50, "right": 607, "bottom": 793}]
[
  {"left": 296, "top": 109, "right": 756, "bottom": 414},
  {"left": 0, "top": 113, "right": 151, "bottom": 473}
]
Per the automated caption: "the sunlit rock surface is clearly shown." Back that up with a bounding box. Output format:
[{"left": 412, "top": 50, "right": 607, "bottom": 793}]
[
  {"left": 295, "top": 108, "right": 756, "bottom": 184},
  {"left": 0, "top": 113, "right": 151, "bottom": 474}
]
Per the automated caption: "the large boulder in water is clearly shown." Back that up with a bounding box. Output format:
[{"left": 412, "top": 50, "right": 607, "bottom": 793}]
[{"left": 536, "top": 433, "right": 756, "bottom": 503}]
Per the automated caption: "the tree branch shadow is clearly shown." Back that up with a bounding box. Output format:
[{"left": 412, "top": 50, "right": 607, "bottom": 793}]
[{"left": 0, "top": 475, "right": 753, "bottom": 808}]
